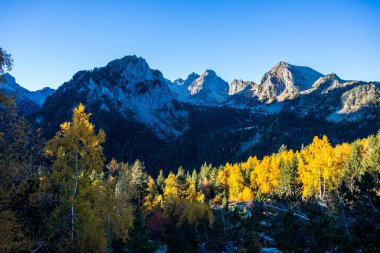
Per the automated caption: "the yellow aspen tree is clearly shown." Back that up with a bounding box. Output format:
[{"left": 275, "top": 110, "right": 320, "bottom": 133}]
[
  {"left": 45, "top": 103, "right": 106, "bottom": 251},
  {"left": 163, "top": 172, "right": 178, "bottom": 200},
  {"left": 239, "top": 186, "right": 254, "bottom": 201},
  {"left": 254, "top": 156, "right": 272, "bottom": 194},
  {"left": 143, "top": 176, "right": 160, "bottom": 211},
  {"left": 298, "top": 135, "right": 337, "bottom": 200},
  {"left": 227, "top": 163, "right": 245, "bottom": 200}
]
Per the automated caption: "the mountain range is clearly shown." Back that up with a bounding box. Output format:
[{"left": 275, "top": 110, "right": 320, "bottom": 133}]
[
  {"left": 0, "top": 73, "right": 54, "bottom": 115},
  {"left": 2, "top": 56, "right": 379, "bottom": 173}
]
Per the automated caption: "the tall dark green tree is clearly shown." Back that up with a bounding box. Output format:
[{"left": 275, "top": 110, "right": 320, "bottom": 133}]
[
  {"left": 363, "top": 133, "right": 380, "bottom": 175},
  {"left": 191, "top": 169, "right": 198, "bottom": 185},
  {"left": 156, "top": 169, "right": 165, "bottom": 194},
  {"left": 176, "top": 166, "right": 190, "bottom": 199},
  {"left": 341, "top": 143, "right": 363, "bottom": 191},
  {"left": 129, "top": 160, "right": 148, "bottom": 207},
  {"left": 278, "top": 156, "right": 299, "bottom": 198},
  {"left": 127, "top": 208, "right": 152, "bottom": 253}
]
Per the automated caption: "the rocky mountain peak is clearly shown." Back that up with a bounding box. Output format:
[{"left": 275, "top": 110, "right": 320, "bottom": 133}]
[
  {"left": 229, "top": 79, "right": 255, "bottom": 95},
  {"left": 188, "top": 70, "right": 228, "bottom": 97},
  {"left": 104, "top": 55, "right": 157, "bottom": 84},
  {"left": 257, "top": 62, "right": 323, "bottom": 102},
  {"left": 173, "top": 72, "right": 200, "bottom": 86},
  {"left": 312, "top": 73, "right": 345, "bottom": 91}
]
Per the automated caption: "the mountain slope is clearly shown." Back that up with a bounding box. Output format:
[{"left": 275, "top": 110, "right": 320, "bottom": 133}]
[
  {"left": 38, "top": 56, "right": 188, "bottom": 138},
  {"left": 0, "top": 73, "right": 54, "bottom": 114},
  {"left": 22, "top": 55, "right": 380, "bottom": 172}
]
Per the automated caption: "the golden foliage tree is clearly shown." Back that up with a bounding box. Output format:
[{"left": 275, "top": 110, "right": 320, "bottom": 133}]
[{"left": 45, "top": 104, "right": 107, "bottom": 251}]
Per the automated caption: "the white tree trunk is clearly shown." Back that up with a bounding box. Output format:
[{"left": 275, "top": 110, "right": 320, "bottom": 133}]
[
  {"left": 71, "top": 148, "right": 79, "bottom": 244},
  {"left": 318, "top": 168, "right": 322, "bottom": 200}
]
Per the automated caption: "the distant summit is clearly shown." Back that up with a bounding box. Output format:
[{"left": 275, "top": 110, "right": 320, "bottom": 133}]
[
  {"left": 171, "top": 69, "right": 229, "bottom": 105},
  {"left": 0, "top": 73, "right": 54, "bottom": 114}
]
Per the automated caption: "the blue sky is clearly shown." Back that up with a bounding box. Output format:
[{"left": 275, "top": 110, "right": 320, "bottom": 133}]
[{"left": 2, "top": 0, "right": 380, "bottom": 90}]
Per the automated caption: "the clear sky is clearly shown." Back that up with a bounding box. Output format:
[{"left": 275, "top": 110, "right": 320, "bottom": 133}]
[{"left": 2, "top": 0, "right": 380, "bottom": 91}]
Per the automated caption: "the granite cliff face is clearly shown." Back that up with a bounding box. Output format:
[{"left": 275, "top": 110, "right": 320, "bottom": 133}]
[
  {"left": 37, "top": 55, "right": 188, "bottom": 138},
  {"left": 251, "top": 61, "right": 323, "bottom": 102},
  {"left": 229, "top": 79, "right": 256, "bottom": 95}
]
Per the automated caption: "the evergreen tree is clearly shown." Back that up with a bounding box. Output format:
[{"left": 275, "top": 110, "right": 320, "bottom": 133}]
[
  {"left": 176, "top": 166, "right": 189, "bottom": 199},
  {"left": 191, "top": 169, "right": 198, "bottom": 185},
  {"left": 130, "top": 160, "right": 148, "bottom": 207},
  {"left": 127, "top": 208, "right": 152, "bottom": 253},
  {"left": 341, "top": 143, "right": 363, "bottom": 191},
  {"left": 105, "top": 160, "right": 134, "bottom": 245},
  {"left": 156, "top": 169, "right": 165, "bottom": 194},
  {"left": 363, "top": 134, "right": 380, "bottom": 174},
  {"left": 278, "top": 156, "right": 298, "bottom": 198}
]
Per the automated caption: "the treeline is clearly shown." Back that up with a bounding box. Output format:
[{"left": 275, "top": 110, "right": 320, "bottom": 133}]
[{"left": 1, "top": 100, "right": 380, "bottom": 252}]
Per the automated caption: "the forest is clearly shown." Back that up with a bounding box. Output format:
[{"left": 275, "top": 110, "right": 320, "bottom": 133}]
[
  {"left": 0, "top": 49, "right": 379, "bottom": 252},
  {"left": 1, "top": 98, "right": 379, "bottom": 252}
]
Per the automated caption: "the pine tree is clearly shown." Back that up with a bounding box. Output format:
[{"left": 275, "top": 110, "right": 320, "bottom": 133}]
[
  {"left": 342, "top": 143, "right": 363, "bottom": 191},
  {"left": 363, "top": 133, "right": 380, "bottom": 174},
  {"left": 130, "top": 160, "right": 148, "bottom": 207},
  {"left": 176, "top": 166, "right": 189, "bottom": 199},
  {"left": 127, "top": 208, "right": 152, "bottom": 253},
  {"left": 191, "top": 169, "right": 198, "bottom": 185},
  {"left": 278, "top": 155, "right": 298, "bottom": 198},
  {"left": 156, "top": 169, "right": 165, "bottom": 194}
]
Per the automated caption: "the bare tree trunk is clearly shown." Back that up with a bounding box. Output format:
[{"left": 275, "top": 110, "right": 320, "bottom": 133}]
[
  {"left": 71, "top": 148, "right": 79, "bottom": 245},
  {"left": 318, "top": 168, "right": 322, "bottom": 200},
  {"left": 322, "top": 178, "right": 326, "bottom": 200}
]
